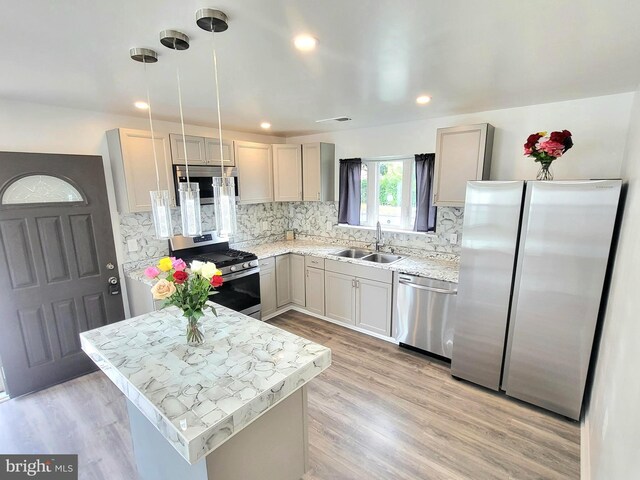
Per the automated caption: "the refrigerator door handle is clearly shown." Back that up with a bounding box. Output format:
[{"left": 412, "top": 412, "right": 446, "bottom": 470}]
[{"left": 398, "top": 280, "right": 457, "bottom": 295}]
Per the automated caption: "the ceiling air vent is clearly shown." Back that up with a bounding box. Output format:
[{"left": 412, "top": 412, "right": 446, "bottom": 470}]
[{"left": 315, "top": 116, "right": 352, "bottom": 123}]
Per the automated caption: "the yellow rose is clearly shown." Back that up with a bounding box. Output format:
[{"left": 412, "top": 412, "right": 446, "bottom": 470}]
[
  {"left": 158, "top": 257, "right": 173, "bottom": 272},
  {"left": 200, "top": 262, "right": 218, "bottom": 280},
  {"left": 537, "top": 131, "right": 547, "bottom": 136},
  {"left": 150, "top": 279, "right": 176, "bottom": 300}
]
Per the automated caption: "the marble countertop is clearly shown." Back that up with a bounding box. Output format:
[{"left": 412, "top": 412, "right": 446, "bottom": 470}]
[
  {"left": 242, "top": 240, "right": 460, "bottom": 283},
  {"left": 80, "top": 305, "right": 331, "bottom": 464},
  {"left": 125, "top": 239, "right": 459, "bottom": 285}
]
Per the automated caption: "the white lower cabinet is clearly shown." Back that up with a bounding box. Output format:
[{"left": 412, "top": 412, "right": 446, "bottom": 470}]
[
  {"left": 260, "top": 255, "right": 392, "bottom": 338},
  {"left": 305, "top": 267, "right": 325, "bottom": 316},
  {"left": 290, "top": 254, "right": 306, "bottom": 306},
  {"left": 324, "top": 259, "right": 393, "bottom": 336},
  {"left": 355, "top": 278, "right": 392, "bottom": 336},
  {"left": 259, "top": 257, "right": 277, "bottom": 318},
  {"left": 275, "top": 255, "right": 291, "bottom": 307},
  {"left": 325, "top": 271, "right": 356, "bottom": 325}
]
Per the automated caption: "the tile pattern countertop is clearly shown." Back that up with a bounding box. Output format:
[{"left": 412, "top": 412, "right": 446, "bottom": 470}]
[
  {"left": 80, "top": 305, "right": 331, "bottom": 464},
  {"left": 125, "top": 239, "right": 460, "bottom": 285},
  {"left": 242, "top": 239, "right": 460, "bottom": 283}
]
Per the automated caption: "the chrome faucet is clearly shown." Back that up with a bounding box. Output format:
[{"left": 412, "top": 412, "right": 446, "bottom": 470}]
[{"left": 375, "top": 221, "right": 384, "bottom": 251}]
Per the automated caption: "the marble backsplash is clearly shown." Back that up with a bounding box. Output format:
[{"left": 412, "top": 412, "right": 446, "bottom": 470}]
[
  {"left": 286, "top": 202, "right": 463, "bottom": 257},
  {"left": 119, "top": 201, "right": 463, "bottom": 265},
  {"left": 119, "top": 202, "right": 287, "bottom": 264}
]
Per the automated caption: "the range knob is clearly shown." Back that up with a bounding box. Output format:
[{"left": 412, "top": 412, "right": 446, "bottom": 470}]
[
  {"left": 230, "top": 265, "right": 237, "bottom": 272},
  {"left": 249, "top": 260, "right": 259, "bottom": 267},
  {"left": 242, "top": 262, "right": 249, "bottom": 268}
]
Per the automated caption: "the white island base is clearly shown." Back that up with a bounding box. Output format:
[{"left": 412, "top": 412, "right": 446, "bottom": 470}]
[{"left": 127, "top": 386, "right": 308, "bottom": 480}]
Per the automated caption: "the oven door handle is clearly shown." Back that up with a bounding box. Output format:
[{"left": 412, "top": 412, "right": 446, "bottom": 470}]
[{"left": 223, "top": 268, "right": 260, "bottom": 282}]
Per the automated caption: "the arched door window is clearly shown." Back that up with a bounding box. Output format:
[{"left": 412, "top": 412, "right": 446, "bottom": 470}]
[{"left": 1, "top": 175, "right": 84, "bottom": 205}]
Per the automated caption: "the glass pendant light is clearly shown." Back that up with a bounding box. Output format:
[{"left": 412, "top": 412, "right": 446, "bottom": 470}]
[
  {"left": 160, "top": 30, "right": 202, "bottom": 237},
  {"left": 196, "top": 9, "right": 237, "bottom": 238},
  {"left": 130, "top": 48, "right": 173, "bottom": 239}
]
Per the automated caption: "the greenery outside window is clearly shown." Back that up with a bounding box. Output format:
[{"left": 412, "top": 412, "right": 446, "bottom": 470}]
[{"left": 359, "top": 156, "right": 416, "bottom": 230}]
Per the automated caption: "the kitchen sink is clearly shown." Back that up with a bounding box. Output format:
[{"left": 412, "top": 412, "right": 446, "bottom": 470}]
[
  {"left": 361, "top": 253, "right": 404, "bottom": 264},
  {"left": 331, "top": 248, "right": 372, "bottom": 259}
]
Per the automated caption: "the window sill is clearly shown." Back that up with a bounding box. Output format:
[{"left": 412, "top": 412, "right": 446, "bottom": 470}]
[{"left": 336, "top": 223, "right": 438, "bottom": 238}]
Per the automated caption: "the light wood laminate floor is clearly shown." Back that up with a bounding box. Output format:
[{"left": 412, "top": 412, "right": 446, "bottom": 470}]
[{"left": 0, "top": 310, "right": 580, "bottom": 479}]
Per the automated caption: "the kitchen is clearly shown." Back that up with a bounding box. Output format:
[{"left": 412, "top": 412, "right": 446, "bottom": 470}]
[{"left": 0, "top": 1, "right": 639, "bottom": 479}]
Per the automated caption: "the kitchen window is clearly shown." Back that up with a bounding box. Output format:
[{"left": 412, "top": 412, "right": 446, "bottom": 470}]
[{"left": 359, "top": 156, "right": 417, "bottom": 230}]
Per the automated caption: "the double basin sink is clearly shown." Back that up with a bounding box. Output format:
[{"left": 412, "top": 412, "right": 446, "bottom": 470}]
[{"left": 331, "top": 248, "right": 403, "bottom": 264}]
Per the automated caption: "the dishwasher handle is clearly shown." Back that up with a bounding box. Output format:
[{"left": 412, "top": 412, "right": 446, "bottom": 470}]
[{"left": 398, "top": 279, "right": 458, "bottom": 295}]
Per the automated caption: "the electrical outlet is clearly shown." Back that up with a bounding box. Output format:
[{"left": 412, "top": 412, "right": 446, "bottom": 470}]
[
  {"left": 127, "top": 238, "right": 138, "bottom": 252},
  {"left": 449, "top": 233, "right": 458, "bottom": 244}
]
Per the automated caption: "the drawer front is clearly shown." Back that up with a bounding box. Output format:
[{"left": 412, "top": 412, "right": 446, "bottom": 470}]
[
  {"left": 258, "top": 257, "right": 275, "bottom": 270},
  {"left": 324, "top": 258, "right": 392, "bottom": 284},
  {"left": 305, "top": 256, "right": 325, "bottom": 270}
]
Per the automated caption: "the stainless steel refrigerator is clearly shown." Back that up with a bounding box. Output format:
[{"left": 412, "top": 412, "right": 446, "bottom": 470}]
[{"left": 451, "top": 180, "right": 621, "bottom": 420}]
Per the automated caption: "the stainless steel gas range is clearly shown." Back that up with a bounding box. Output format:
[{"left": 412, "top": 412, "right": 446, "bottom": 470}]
[{"left": 169, "top": 232, "right": 261, "bottom": 319}]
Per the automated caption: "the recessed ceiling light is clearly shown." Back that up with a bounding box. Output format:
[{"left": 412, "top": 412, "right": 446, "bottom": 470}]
[
  {"left": 134, "top": 101, "right": 149, "bottom": 110},
  {"left": 260, "top": 122, "right": 271, "bottom": 129},
  {"left": 293, "top": 35, "right": 318, "bottom": 52},
  {"left": 416, "top": 95, "right": 432, "bottom": 105}
]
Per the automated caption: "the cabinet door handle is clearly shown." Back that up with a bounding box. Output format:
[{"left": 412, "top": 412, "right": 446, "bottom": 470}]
[
  {"left": 356, "top": 280, "right": 360, "bottom": 288},
  {"left": 351, "top": 279, "right": 355, "bottom": 288}
]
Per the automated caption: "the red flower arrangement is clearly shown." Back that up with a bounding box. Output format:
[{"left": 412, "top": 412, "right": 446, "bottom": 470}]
[{"left": 524, "top": 130, "right": 573, "bottom": 163}]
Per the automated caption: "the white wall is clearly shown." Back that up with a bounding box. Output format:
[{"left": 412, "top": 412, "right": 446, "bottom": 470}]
[
  {"left": 288, "top": 93, "right": 634, "bottom": 181},
  {"left": 584, "top": 87, "right": 640, "bottom": 478}
]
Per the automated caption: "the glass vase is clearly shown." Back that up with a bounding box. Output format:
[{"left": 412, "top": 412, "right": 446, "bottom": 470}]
[
  {"left": 537, "top": 162, "right": 554, "bottom": 181},
  {"left": 185, "top": 315, "right": 204, "bottom": 346}
]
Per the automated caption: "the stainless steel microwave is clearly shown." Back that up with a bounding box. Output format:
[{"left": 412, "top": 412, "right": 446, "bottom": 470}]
[{"left": 173, "top": 165, "right": 239, "bottom": 205}]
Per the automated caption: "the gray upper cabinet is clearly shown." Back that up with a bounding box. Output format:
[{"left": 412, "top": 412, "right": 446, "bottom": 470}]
[
  {"left": 107, "top": 128, "right": 175, "bottom": 213},
  {"left": 170, "top": 134, "right": 234, "bottom": 166},
  {"left": 235, "top": 141, "right": 274, "bottom": 204},
  {"left": 273, "top": 144, "right": 302, "bottom": 202},
  {"left": 205, "top": 137, "right": 235, "bottom": 166},
  {"left": 302, "top": 143, "right": 335, "bottom": 201},
  {"left": 433, "top": 123, "right": 494, "bottom": 207},
  {"left": 169, "top": 134, "right": 207, "bottom": 165}
]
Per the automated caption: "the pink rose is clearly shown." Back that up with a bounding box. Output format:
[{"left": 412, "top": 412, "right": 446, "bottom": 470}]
[
  {"left": 144, "top": 266, "right": 160, "bottom": 279},
  {"left": 172, "top": 258, "right": 187, "bottom": 272},
  {"left": 537, "top": 139, "right": 565, "bottom": 158}
]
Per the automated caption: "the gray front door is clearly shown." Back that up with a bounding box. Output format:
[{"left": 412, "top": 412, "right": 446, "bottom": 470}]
[{"left": 0, "top": 151, "right": 124, "bottom": 397}]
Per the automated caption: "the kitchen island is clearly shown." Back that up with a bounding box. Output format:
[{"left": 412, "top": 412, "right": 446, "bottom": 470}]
[{"left": 80, "top": 304, "right": 331, "bottom": 480}]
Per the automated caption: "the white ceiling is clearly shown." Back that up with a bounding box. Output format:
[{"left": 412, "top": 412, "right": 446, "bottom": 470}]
[{"left": 1, "top": 0, "right": 639, "bottom": 136}]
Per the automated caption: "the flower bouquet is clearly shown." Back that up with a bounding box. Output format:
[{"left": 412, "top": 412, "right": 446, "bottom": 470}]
[
  {"left": 523, "top": 129, "right": 573, "bottom": 180},
  {"left": 145, "top": 257, "right": 224, "bottom": 345}
]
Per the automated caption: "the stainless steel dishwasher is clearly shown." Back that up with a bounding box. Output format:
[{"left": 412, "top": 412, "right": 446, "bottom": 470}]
[{"left": 392, "top": 273, "right": 458, "bottom": 359}]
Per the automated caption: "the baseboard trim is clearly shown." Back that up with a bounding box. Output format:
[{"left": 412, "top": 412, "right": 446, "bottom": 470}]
[
  {"left": 581, "top": 414, "right": 591, "bottom": 480},
  {"left": 262, "top": 304, "right": 398, "bottom": 345}
]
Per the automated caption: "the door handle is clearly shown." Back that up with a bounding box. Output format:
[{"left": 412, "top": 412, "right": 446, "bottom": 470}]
[{"left": 398, "top": 280, "right": 457, "bottom": 295}]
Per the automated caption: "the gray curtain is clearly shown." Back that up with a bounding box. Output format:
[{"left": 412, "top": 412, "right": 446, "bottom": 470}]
[
  {"left": 338, "top": 158, "right": 362, "bottom": 225},
  {"left": 414, "top": 153, "right": 437, "bottom": 232}
]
